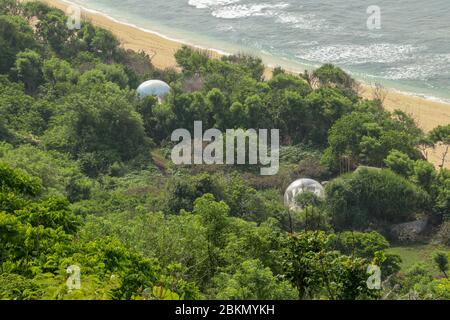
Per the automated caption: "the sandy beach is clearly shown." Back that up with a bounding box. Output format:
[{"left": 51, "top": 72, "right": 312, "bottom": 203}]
[{"left": 39, "top": 0, "right": 450, "bottom": 168}]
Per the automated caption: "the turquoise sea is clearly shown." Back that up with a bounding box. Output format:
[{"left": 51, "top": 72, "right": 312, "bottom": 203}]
[{"left": 68, "top": 0, "right": 450, "bottom": 102}]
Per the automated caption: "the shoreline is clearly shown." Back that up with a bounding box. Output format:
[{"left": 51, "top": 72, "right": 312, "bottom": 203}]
[
  {"left": 38, "top": 0, "right": 450, "bottom": 168},
  {"left": 40, "top": 0, "right": 450, "bottom": 101},
  {"left": 37, "top": 0, "right": 229, "bottom": 70},
  {"left": 51, "top": 0, "right": 234, "bottom": 57},
  {"left": 44, "top": 0, "right": 450, "bottom": 105}
]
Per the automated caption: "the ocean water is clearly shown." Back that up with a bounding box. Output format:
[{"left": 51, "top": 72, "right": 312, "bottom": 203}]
[{"left": 69, "top": 0, "right": 450, "bottom": 101}]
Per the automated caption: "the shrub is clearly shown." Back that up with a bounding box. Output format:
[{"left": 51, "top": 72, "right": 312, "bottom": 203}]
[{"left": 326, "top": 168, "right": 429, "bottom": 230}]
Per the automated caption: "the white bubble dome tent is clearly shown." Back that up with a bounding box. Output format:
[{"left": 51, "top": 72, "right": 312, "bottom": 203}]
[
  {"left": 136, "top": 80, "right": 170, "bottom": 101},
  {"left": 284, "top": 178, "right": 325, "bottom": 210}
]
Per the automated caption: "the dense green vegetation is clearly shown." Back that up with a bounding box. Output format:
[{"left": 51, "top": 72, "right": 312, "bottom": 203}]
[{"left": 0, "top": 0, "right": 449, "bottom": 300}]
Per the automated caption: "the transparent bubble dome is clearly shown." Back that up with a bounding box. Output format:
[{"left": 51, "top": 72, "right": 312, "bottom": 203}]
[
  {"left": 137, "top": 80, "right": 170, "bottom": 98},
  {"left": 284, "top": 178, "right": 325, "bottom": 209}
]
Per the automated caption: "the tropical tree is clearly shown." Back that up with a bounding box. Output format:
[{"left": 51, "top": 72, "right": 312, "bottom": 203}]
[
  {"left": 433, "top": 251, "right": 449, "bottom": 278},
  {"left": 12, "top": 49, "right": 43, "bottom": 93},
  {"left": 429, "top": 125, "right": 450, "bottom": 169}
]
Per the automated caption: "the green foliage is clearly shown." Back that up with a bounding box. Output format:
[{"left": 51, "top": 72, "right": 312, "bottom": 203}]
[
  {"left": 93, "top": 63, "right": 130, "bottom": 89},
  {"left": 326, "top": 168, "right": 429, "bottom": 230},
  {"left": 174, "top": 46, "right": 210, "bottom": 76},
  {"left": 212, "top": 259, "right": 297, "bottom": 300},
  {"left": 330, "top": 231, "right": 402, "bottom": 277},
  {"left": 384, "top": 149, "right": 414, "bottom": 177},
  {"left": 295, "top": 192, "right": 323, "bottom": 209},
  {"left": 429, "top": 124, "right": 450, "bottom": 169},
  {"left": 433, "top": 169, "right": 450, "bottom": 216},
  {"left": 90, "top": 28, "right": 120, "bottom": 60},
  {"left": 14, "top": 195, "right": 79, "bottom": 233},
  {"left": 165, "top": 173, "right": 222, "bottom": 213},
  {"left": 282, "top": 231, "right": 379, "bottom": 299},
  {"left": 193, "top": 194, "right": 229, "bottom": 248},
  {"left": 12, "top": 49, "right": 43, "bottom": 93},
  {"left": 0, "top": 143, "right": 91, "bottom": 201},
  {"left": 433, "top": 251, "right": 449, "bottom": 278},
  {"left": 387, "top": 262, "right": 450, "bottom": 299},
  {"left": 80, "top": 211, "right": 210, "bottom": 288},
  {"left": 0, "top": 160, "right": 39, "bottom": 191},
  {"left": 303, "top": 87, "right": 354, "bottom": 145},
  {"left": 437, "top": 220, "right": 450, "bottom": 246},
  {"left": 169, "top": 46, "right": 357, "bottom": 146},
  {"left": 268, "top": 73, "right": 311, "bottom": 96},
  {"left": 312, "top": 64, "right": 357, "bottom": 99},
  {"left": 191, "top": 194, "right": 230, "bottom": 282},
  {"left": 165, "top": 173, "right": 275, "bottom": 222},
  {"left": 429, "top": 124, "right": 450, "bottom": 145},
  {"left": 0, "top": 163, "right": 198, "bottom": 300},
  {"left": 323, "top": 111, "right": 423, "bottom": 172},
  {"left": 0, "top": 14, "right": 36, "bottom": 73},
  {"left": 385, "top": 150, "right": 436, "bottom": 192},
  {"left": 0, "top": 76, "right": 43, "bottom": 139},
  {"left": 43, "top": 57, "right": 78, "bottom": 85},
  {"left": 42, "top": 84, "right": 151, "bottom": 176},
  {"left": 36, "top": 9, "right": 69, "bottom": 54},
  {"left": 385, "top": 150, "right": 448, "bottom": 215},
  {"left": 330, "top": 231, "right": 389, "bottom": 258},
  {"left": 0, "top": 163, "right": 75, "bottom": 270},
  {"left": 0, "top": 0, "right": 20, "bottom": 15}
]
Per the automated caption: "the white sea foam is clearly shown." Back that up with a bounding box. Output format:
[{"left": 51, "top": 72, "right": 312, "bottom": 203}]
[
  {"left": 216, "top": 24, "right": 235, "bottom": 32},
  {"left": 276, "top": 12, "right": 325, "bottom": 30},
  {"left": 382, "top": 54, "right": 450, "bottom": 80},
  {"left": 188, "top": 0, "right": 241, "bottom": 9},
  {"left": 211, "top": 3, "right": 289, "bottom": 19},
  {"left": 286, "top": 40, "right": 319, "bottom": 46},
  {"left": 297, "top": 43, "right": 421, "bottom": 65}
]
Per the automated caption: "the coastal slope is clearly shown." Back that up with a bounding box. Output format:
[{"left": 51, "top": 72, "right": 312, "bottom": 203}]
[{"left": 40, "top": 0, "right": 450, "bottom": 168}]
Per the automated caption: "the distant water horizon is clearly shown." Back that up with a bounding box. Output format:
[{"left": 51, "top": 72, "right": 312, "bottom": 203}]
[{"left": 65, "top": 0, "right": 450, "bottom": 103}]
